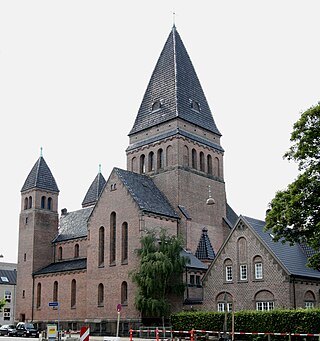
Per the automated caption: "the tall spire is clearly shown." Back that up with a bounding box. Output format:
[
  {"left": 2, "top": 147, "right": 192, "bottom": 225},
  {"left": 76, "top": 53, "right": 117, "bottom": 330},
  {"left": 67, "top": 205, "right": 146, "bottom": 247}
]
[
  {"left": 129, "top": 26, "right": 221, "bottom": 136},
  {"left": 82, "top": 168, "right": 107, "bottom": 208}
]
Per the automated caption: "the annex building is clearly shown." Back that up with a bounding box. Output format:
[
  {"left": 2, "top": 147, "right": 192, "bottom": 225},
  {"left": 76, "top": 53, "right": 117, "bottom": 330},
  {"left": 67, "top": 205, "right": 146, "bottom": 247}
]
[{"left": 16, "top": 25, "right": 320, "bottom": 335}]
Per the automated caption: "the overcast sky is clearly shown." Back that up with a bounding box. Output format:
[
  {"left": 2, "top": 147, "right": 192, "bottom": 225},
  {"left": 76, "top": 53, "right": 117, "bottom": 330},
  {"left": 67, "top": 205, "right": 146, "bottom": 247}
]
[{"left": 0, "top": 1, "right": 319, "bottom": 263}]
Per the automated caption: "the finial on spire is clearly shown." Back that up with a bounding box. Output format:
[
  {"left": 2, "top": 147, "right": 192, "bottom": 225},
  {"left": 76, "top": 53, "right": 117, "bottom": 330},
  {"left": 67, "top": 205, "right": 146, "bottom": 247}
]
[
  {"left": 40, "top": 146, "right": 43, "bottom": 157},
  {"left": 99, "top": 164, "right": 102, "bottom": 173},
  {"left": 172, "top": 10, "right": 176, "bottom": 28}
]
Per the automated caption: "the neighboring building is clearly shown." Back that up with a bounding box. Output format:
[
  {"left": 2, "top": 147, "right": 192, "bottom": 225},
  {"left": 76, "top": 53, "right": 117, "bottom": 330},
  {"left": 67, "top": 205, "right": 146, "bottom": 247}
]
[
  {"left": 202, "top": 216, "right": 320, "bottom": 312},
  {"left": 16, "top": 25, "right": 236, "bottom": 334},
  {"left": 0, "top": 262, "right": 17, "bottom": 325}
]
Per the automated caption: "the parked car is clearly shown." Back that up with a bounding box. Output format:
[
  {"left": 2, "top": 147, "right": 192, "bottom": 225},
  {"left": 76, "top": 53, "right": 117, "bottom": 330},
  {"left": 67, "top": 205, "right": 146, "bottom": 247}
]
[
  {"left": 8, "top": 322, "right": 39, "bottom": 338},
  {"left": 0, "top": 325, "right": 15, "bottom": 336}
]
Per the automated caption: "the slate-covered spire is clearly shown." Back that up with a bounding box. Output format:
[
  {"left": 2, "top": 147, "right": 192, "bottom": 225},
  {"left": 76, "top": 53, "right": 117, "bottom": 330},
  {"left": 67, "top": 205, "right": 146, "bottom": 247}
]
[
  {"left": 82, "top": 167, "right": 106, "bottom": 208},
  {"left": 195, "top": 227, "right": 216, "bottom": 261},
  {"left": 129, "top": 25, "right": 221, "bottom": 136},
  {"left": 21, "top": 156, "right": 59, "bottom": 193}
]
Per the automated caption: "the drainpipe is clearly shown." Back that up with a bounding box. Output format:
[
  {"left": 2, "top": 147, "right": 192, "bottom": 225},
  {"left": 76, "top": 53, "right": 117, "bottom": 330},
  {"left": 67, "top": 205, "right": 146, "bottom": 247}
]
[
  {"left": 292, "top": 276, "right": 296, "bottom": 309},
  {"left": 32, "top": 275, "right": 35, "bottom": 321}
]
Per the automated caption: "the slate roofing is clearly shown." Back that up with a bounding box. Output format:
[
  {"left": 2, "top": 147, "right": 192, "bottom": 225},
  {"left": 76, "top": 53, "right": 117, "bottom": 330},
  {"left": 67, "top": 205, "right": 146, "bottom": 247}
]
[
  {"left": 195, "top": 227, "right": 216, "bottom": 261},
  {"left": 181, "top": 249, "right": 208, "bottom": 270},
  {"left": 243, "top": 216, "right": 320, "bottom": 279},
  {"left": 225, "top": 203, "right": 238, "bottom": 228},
  {"left": 33, "top": 258, "right": 87, "bottom": 276},
  {"left": 114, "top": 168, "right": 179, "bottom": 219},
  {"left": 21, "top": 156, "right": 59, "bottom": 193},
  {"left": 53, "top": 207, "right": 93, "bottom": 242},
  {"left": 129, "top": 25, "right": 221, "bottom": 136},
  {"left": 82, "top": 171, "right": 106, "bottom": 207},
  {"left": 0, "top": 269, "right": 17, "bottom": 285}
]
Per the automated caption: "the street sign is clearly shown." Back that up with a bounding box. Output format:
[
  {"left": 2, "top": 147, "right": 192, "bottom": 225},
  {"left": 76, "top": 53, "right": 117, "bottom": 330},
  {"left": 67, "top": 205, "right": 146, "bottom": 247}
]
[{"left": 49, "top": 301, "right": 59, "bottom": 307}]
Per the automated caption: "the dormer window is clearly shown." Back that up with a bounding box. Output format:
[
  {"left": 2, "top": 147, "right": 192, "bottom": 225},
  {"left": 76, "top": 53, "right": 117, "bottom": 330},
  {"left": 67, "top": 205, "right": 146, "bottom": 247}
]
[
  {"left": 152, "top": 100, "right": 161, "bottom": 112},
  {"left": 191, "top": 100, "right": 200, "bottom": 112}
]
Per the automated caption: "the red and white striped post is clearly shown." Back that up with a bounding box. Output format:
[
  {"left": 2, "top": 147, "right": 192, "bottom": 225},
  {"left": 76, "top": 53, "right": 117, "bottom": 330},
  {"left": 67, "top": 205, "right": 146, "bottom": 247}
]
[
  {"left": 80, "top": 327, "right": 90, "bottom": 341},
  {"left": 129, "top": 328, "right": 133, "bottom": 341}
]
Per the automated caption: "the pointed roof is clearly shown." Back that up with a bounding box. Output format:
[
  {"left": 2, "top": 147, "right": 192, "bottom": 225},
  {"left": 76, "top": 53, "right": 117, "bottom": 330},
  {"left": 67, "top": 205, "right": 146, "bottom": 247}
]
[
  {"left": 114, "top": 168, "right": 179, "bottom": 219},
  {"left": 82, "top": 171, "right": 106, "bottom": 207},
  {"left": 21, "top": 156, "right": 59, "bottom": 193},
  {"left": 129, "top": 26, "right": 221, "bottom": 136},
  {"left": 195, "top": 227, "right": 216, "bottom": 261}
]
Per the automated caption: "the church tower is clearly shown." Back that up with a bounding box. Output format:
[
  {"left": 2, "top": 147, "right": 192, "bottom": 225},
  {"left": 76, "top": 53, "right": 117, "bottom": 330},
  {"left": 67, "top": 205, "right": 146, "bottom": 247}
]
[
  {"left": 127, "top": 26, "right": 230, "bottom": 253},
  {"left": 16, "top": 153, "right": 59, "bottom": 321}
]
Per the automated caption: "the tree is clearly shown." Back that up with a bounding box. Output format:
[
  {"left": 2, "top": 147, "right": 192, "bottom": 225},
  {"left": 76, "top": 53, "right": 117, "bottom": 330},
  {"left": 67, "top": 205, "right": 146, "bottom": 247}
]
[
  {"left": 131, "top": 229, "right": 188, "bottom": 318},
  {"left": 0, "top": 298, "right": 6, "bottom": 311},
  {"left": 265, "top": 103, "right": 320, "bottom": 269}
]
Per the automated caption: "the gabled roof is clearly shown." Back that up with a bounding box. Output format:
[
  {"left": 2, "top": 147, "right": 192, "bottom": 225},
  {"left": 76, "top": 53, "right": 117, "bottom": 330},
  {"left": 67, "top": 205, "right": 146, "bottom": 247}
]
[
  {"left": 114, "top": 168, "right": 179, "bottom": 219},
  {"left": 21, "top": 156, "right": 59, "bottom": 193},
  {"left": 0, "top": 269, "right": 17, "bottom": 285},
  {"left": 243, "top": 216, "right": 320, "bottom": 279},
  {"left": 195, "top": 227, "right": 216, "bottom": 261},
  {"left": 33, "top": 258, "right": 87, "bottom": 275},
  {"left": 82, "top": 171, "right": 106, "bottom": 207},
  {"left": 129, "top": 26, "right": 221, "bottom": 136},
  {"left": 53, "top": 207, "right": 93, "bottom": 242},
  {"left": 181, "top": 249, "right": 208, "bottom": 270}
]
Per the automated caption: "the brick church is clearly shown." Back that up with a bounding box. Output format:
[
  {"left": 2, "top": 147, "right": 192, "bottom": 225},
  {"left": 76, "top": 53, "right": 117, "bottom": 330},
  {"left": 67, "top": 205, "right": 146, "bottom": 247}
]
[{"left": 16, "top": 25, "right": 320, "bottom": 334}]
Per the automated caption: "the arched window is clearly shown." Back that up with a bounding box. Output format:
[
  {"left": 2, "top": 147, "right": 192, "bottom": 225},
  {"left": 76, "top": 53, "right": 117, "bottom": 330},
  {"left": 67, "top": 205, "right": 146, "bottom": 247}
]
[
  {"left": 183, "top": 145, "right": 189, "bottom": 166},
  {"left": 71, "top": 279, "right": 76, "bottom": 308},
  {"left": 207, "top": 155, "right": 213, "bottom": 175},
  {"left": 191, "top": 100, "right": 200, "bottom": 112},
  {"left": 304, "top": 290, "right": 315, "bottom": 309},
  {"left": 121, "top": 281, "right": 128, "bottom": 305},
  {"left": 98, "top": 226, "right": 105, "bottom": 266},
  {"left": 224, "top": 259, "right": 233, "bottom": 282},
  {"left": 28, "top": 196, "right": 32, "bottom": 209},
  {"left": 98, "top": 283, "right": 104, "bottom": 307},
  {"left": 148, "top": 151, "right": 154, "bottom": 172},
  {"left": 122, "top": 222, "right": 128, "bottom": 263},
  {"left": 216, "top": 292, "right": 233, "bottom": 312},
  {"left": 166, "top": 145, "right": 173, "bottom": 166},
  {"left": 36, "top": 283, "right": 41, "bottom": 308},
  {"left": 140, "top": 154, "right": 145, "bottom": 174},
  {"left": 53, "top": 281, "right": 58, "bottom": 302},
  {"left": 110, "top": 212, "right": 116, "bottom": 264},
  {"left": 41, "top": 196, "right": 46, "bottom": 209},
  {"left": 255, "top": 290, "right": 274, "bottom": 311},
  {"left": 152, "top": 100, "right": 161, "bottom": 112},
  {"left": 24, "top": 197, "right": 28, "bottom": 210},
  {"left": 253, "top": 256, "right": 263, "bottom": 280},
  {"left": 157, "top": 148, "right": 164, "bottom": 169},
  {"left": 48, "top": 197, "right": 52, "bottom": 210},
  {"left": 74, "top": 244, "right": 79, "bottom": 258},
  {"left": 214, "top": 157, "right": 220, "bottom": 177},
  {"left": 237, "top": 237, "right": 248, "bottom": 281},
  {"left": 131, "top": 157, "right": 137, "bottom": 172},
  {"left": 58, "top": 247, "right": 62, "bottom": 261},
  {"left": 192, "top": 149, "right": 197, "bottom": 169},
  {"left": 200, "top": 152, "right": 205, "bottom": 172}
]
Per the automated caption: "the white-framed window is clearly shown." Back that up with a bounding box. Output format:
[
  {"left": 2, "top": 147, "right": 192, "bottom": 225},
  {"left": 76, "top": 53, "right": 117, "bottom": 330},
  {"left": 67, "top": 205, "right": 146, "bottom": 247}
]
[
  {"left": 240, "top": 264, "right": 247, "bottom": 280},
  {"left": 255, "top": 262, "right": 263, "bottom": 279},
  {"left": 256, "top": 301, "right": 274, "bottom": 311},
  {"left": 305, "top": 301, "right": 314, "bottom": 309},
  {"left": 4, "top": 291, "right": 11, "bottom": 302},
  {"left": 226, "top": 266, "right": 233, "bottom": 282},
  {"left": 3, "top": 308, "right": 10, "bottom": 320},
  {"left": 218, "top": 302, "right": 233, "bottom": 312}
]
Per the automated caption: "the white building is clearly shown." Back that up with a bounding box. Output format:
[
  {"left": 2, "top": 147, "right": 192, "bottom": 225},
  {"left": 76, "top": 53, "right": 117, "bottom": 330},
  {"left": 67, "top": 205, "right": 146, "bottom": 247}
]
[{"left": 0, "top": 262, "right": 17, "bottom": 325}]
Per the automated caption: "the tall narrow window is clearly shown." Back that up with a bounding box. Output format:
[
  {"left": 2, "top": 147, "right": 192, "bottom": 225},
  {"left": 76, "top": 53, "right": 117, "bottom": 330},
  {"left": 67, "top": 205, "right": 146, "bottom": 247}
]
[
  {"left": 74, "top": 244, "right": 79, "bottom": 258},
  {"left": 166, "top": 145, "right": 173, "bottom": 166},
  {"left": 255, "top": 262, "right": 263, "bottom": 279},
  {"left": 157, "top": 149, "right": 163, "bottom": 169},
  {"left": 192, "top": 149, "right": 197, "bottom": 169},
  {"left": 121, "top": 281, "right": 128, "bottom": 305},
  {"left": 28, "top": 196, "right": 32, "bottom": 209},
  {"left": 207, "top": 155, "right": 213, "bottom": 175},
  {"left": 53, "top": 281, "right": 58, "bottom": 302},
  {"left": 71, "top": 279, "right": 76, "bottom": 308},
  {"left": 98, "top": 283, "right": 104, "bottom": 307},
  {"left": 58, "top": 247, "right": 62, "bottom": 261},
  {"left": 122, "top": 222, "right": 128, "bottom": 263},
  {"left": 41, "top": 196, "right": 46, "bottom": 209},
  {"left": 98, "top": 226, "right": 105, "bottom": 266},
  {"left": 36, "top": 283, "right": 41, "bottom": 308},
  {"left": 148, "top": 151, "right": 154, "bottom": 172},
  {"left": 183, "top": 145, "right": 189, "bottom": 166},
  {"left": 110, "top": 212, "right": 116, "bottom": 264},
  {"left": 48, "top": 197, "right": 52, "bottom": 210},
  {"left": 240, "top": 264, "right": 248, "bottom": 281},
  {"left": 214, "top": 157, "right": 220, "bottom": 177},
  {"left": 140, "top": 154, "right": 145, "bottom": 174},
  {"left": 24, "top": 197, "right": 28, "bottom": 210},
  {"left": 199, "top": 152, "right": 205, "bottom": 172}
]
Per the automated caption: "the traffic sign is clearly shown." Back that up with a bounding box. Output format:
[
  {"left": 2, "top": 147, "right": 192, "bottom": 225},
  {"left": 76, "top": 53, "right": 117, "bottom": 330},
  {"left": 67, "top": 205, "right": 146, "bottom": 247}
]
[
  {"left": 49, "top": 301, "right": 59, "bottom": 307},
  {"left": 117, "top": 304, "right": 121, "bottom": 312}
]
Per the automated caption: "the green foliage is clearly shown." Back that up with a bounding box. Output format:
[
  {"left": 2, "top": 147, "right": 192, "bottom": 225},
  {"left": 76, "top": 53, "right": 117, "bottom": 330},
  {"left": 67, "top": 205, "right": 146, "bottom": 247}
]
[
  {"left": 0, "top": 298, "right": 6, "bottom": 310},
  {"left": 131, "top": 229, "right": 188, "bottom": 318},
  {"left": 265, "top": 103, "right": 320, "bottom": 269},
  {"left": 171, "top": 309, "right": 320, "bottom": 335}
]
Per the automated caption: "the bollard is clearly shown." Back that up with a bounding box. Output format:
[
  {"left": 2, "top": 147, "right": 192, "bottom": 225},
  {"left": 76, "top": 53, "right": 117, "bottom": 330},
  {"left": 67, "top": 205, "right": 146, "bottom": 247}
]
[
  {"left": 130, "top": 329, "right": 133, "bottom": 341},
  {"left": 156, "top": 328, "right": 159, "bottom": 341},
  {"left": 191, "top": 330, "right": 194, "bottom": 341}
]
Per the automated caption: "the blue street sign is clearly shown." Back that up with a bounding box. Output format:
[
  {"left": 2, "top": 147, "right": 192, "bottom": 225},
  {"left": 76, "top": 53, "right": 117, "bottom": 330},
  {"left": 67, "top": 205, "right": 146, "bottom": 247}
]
[{"left": 49, "top": 301, "right": 59, "bottom": 307}]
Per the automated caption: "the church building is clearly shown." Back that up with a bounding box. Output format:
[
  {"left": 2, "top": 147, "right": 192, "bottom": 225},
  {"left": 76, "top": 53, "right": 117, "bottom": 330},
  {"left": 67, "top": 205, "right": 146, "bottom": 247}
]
[{"left": 16, "top": 25, "right": 236, "bottom": 334}]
